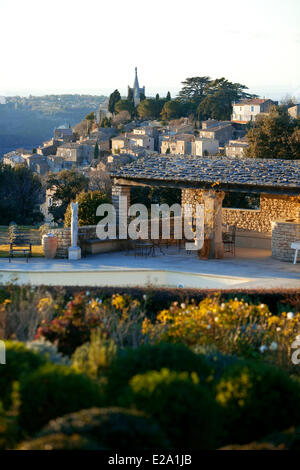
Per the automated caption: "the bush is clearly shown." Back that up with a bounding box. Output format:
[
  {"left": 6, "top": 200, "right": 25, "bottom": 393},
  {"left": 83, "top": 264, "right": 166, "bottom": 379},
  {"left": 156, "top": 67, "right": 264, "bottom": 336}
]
[
  {"left": 0, "top": 341, "right": 47, "bottom": 408},
  {"left": 36, "top": 292, "right": 145, "bottom": 356},
  {"left": 19, "top": 363, "right": 103, "bottom": 434},
  {"left": 25, "top": 339, "right": 70, "bottom": 366},
  {"left": 104, "top": 342, "right": 213, "bottom": 403},
  {"left": 143, "top": 296, "right": 300, "bottom": 368},
  {"left": 64, "top": 191, "right": 110, "bottom": 227},
  {"left": 17, "top": 433, "right": 102, "bottom": 450},
  {"left": 39, "top": 407, "right": 169, "bottom": 449},
  {"left": 215, "top": 360, "right": 300, "bottom": 444},
  {"left": 219, "top": 442, "right": 280, "bottom": 450},
  {"left": 72, "top": 332, "right": 117, "bottom": 379},
  {"left": 0, "top": 384, "right": 21, "bottom": 450},
  {"left": 119, "top": 368, "right": 218, "bottom": 449},
  {"left": 262, "top": 426, "right": 300, "bottom": 450}
]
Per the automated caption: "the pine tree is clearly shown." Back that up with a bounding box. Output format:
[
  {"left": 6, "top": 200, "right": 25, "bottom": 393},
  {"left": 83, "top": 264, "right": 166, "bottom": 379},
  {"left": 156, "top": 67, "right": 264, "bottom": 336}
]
[{"left": 94, "top": 143, "right": 99, "bottom": 159}]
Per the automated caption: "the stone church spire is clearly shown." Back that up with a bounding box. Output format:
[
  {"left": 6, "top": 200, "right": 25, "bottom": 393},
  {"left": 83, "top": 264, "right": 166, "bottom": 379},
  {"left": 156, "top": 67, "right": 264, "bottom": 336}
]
[{"left": 133, "top": 67, "right": 140, "bottom": 107}]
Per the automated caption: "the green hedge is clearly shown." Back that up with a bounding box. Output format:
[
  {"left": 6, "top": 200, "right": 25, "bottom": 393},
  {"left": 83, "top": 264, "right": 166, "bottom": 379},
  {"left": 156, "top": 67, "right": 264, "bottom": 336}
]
[
  {"left": 17, "top": 433, "right": 102, "bottom": 450},
  {"left": 104, "top": 343, "right": 213, "bottom": 403},
  {"left": 0, "top": 341, "right": 47, "bottom": 408},
  {"left": 19, "top": 364, "right": 103, "bottom": 434},
  {"left": 216, "top": 360, "right": 300, "bottom": 445},
  {"left": 1, "top": 285, "right": 299, "bottom": 318},
  {"left": 39, "top": 407, "right": 169, "bottom": 449},
  {"left": 53, "top": 286, "right": 300, "bottom": 318},
  {"left": 119, "top": 368, "right": 218, "bottom": 449}
]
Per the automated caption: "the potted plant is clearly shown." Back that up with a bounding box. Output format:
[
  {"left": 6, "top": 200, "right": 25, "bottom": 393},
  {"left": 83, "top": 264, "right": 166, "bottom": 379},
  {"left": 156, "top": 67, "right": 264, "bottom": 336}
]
[{"left": 39, "top": 224, "right": 58, "bottom": 259}]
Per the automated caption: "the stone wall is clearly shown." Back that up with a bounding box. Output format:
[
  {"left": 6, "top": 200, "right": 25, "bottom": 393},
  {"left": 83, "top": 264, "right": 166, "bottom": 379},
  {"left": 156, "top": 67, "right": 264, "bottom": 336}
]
[
  {"left": 53, "top": 225, "right": 98, "bottom": 258},
  {"left": 271, "top": 220, "right": 300, "bottom": 261},
  {"left": 182, "top": 190, "right": 300, "bottom": 234}
]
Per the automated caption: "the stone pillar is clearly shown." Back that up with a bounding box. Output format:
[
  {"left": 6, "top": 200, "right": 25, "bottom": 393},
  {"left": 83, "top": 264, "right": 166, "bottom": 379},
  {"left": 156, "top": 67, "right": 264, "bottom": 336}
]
[
  {"left": 112, "top": 185, "right": 130, "bottom": 238},
  {"left": 201, "top": 190, "right": 225, "bottom": 259},
  {"left": 68, "top": 201, "right": 81, "bottom": 260}
]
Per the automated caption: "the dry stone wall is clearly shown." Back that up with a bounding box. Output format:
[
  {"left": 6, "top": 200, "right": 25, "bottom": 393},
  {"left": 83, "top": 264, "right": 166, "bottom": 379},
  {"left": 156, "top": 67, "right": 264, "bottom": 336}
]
[
  {"left": 271, "top": 220, "right": 300, "bottom": 261},
  {"left": 182, "top": 190, "right": 300, "bottom": 234}
]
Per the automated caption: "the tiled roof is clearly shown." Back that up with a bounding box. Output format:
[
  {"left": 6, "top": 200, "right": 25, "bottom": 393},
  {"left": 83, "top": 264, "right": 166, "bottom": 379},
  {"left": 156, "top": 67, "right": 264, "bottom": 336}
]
[
  {"left": 110, "top": 155, "right": 300, "bottom": 195},
  {"left": 234, "top": 98, "right": 272, "bottom": 106}
]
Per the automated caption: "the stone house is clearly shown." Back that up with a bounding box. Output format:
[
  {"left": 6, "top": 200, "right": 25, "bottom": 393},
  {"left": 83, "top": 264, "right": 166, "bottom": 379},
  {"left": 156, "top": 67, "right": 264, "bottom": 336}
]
[
  {"left": 54, "top": 128, "right": 74, "bottom": 142},
  {"left": 225, "top": 139, "right": 249, "bottom": 158},
  {"left": 23, "top": 154, "right": 50, "bottom": 175},
  {"left": 37, "top": 143, "right": 58, "bottom": 156},
  {"left": 288, "top": 104, "right": 300, "bottom": 119},
  {"left": 198, "top": 122, "right": 234, "bottom": 146},
  {"left": 56, "top": 142, "right": 94, "bottom": 166},
  {"left": 192, "top": 138, "right": 219, "bottom": 156},
  {"left": 111, "top": 133, "right": 154, "bottom": 154},
  {"left": 160, "top": 134, "right": 194, "bottom": 155},
  {"left": 231, "top": 98, "right": 275, "bottom": 123}
]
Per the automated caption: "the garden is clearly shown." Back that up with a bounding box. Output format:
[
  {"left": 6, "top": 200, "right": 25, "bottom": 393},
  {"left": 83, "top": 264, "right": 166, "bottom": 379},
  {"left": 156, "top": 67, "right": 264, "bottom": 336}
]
[{"left": 1, "top": 285, "right": 300, "bottom": 450}]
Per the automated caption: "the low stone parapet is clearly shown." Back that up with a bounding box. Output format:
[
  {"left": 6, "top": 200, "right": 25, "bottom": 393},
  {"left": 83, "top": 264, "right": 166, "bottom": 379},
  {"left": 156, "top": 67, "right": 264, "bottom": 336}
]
[{"left": 52, "top": 225, "right": 98, "bottom": 258}]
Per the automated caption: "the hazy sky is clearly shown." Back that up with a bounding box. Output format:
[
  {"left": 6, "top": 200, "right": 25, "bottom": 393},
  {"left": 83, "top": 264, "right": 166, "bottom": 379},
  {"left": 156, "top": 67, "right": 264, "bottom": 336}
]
[{"left": 0, "top": 0, "right": 299, "bottom": 100}]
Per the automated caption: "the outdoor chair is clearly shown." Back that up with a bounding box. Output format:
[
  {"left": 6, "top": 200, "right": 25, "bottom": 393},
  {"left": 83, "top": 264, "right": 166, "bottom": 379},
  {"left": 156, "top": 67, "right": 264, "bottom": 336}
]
[
  {"left": 134, "top": 239, "right": 155, "bottom": 257},
  {"left": 223, "top": 225, "right": 236, "bottom": 256},
  {"left": 8, "top": 232, "right": 32, "bottom": 263}
]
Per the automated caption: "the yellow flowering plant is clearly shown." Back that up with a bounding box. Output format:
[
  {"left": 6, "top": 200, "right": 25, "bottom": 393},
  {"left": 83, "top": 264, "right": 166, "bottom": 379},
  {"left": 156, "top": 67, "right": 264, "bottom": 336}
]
[{"left": 142, "top": 294, "right": 300, "bottom": 367}]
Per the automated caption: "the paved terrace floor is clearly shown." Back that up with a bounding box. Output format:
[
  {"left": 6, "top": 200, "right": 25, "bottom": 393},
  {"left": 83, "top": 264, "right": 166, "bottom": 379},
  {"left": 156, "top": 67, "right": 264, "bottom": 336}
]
[{"left": 0, "top": 247, "right": 299, "bottom": 289}]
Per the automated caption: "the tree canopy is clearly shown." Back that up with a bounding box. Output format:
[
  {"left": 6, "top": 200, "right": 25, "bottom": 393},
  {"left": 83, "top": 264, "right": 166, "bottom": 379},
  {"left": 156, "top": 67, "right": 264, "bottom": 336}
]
[
  {"left": 85, "top": 112, "right": 96, "bottom": 121},
  {"left": 245, "top": 106, "right": 300, "bottom": 159},
  {"left": 160, "top": 100, "right": 187, "bottom": 120},
  {"left": 114, "top": 99, "right": 135, "bottom": 116},
  {"left": 137, "top": 99, "right": 165, "bottom": 120},
  {"left": 64, "top": 190, "right": 110, "bottom": 227},
  {"left": 108, "top": 90, "right": 121, "bottom": 114},
  {"left": 0, "top": 164, "right": 43, "bottom": 225},
  {"left": 177, "top": 76, "right": 257, "bottom": 120},
  {"left": 47, "top": 169, "right": 89, "bottom": 222}
]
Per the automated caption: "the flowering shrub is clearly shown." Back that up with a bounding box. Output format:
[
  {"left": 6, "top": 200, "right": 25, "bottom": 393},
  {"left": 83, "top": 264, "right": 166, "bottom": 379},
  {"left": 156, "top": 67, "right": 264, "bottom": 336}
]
[
  {"left": 142, "top": 295, "right": 300, "bottom": 367},
  {"left": 0, "top": 287, "right": 56, "bottom": 341},
  {"left": 36, "top": 293, "right": 146, "bottom": 356},
  {"left": 72, "top": 331, "right": 117, "bottom": 378}
]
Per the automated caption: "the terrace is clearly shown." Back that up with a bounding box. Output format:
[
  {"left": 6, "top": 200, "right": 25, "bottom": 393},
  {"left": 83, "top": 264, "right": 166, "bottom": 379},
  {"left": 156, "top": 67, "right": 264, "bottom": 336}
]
[
  {"left": 1, "top": 156, "right": 299, "bottom": 289},
  {"left": 111, "top": 155, "right": 300, "bottom": 262},
  {"left": 0, "top": 245, "right": 299, "bottom": 289}
]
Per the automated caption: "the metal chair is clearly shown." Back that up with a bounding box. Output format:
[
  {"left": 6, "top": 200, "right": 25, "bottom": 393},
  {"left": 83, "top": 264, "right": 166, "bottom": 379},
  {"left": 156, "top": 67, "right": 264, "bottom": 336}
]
[{"left": 223, "top": 225, "right": 236, "bottom": 256}]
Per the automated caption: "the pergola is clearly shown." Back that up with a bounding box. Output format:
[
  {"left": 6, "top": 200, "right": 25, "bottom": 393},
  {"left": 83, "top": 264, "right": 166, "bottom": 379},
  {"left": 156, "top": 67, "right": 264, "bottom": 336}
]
[{"left": 110, "top": 156, "right": 300, "bottom": 259}]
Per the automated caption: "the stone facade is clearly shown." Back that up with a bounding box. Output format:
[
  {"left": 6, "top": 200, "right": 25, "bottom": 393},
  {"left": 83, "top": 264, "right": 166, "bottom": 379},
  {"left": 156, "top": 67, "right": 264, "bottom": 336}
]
[
  {"left": 182, "top": 190, "right": 300, "bottom": 234},
  {"left": 271, "top": 220, "right": 300, "bottom": 261}
]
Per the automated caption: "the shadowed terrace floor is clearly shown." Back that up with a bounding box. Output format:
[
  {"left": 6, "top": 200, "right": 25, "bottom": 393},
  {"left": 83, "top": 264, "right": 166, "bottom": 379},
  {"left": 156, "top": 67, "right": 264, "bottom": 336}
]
[{"left": 0, "top": 247, "right": 299, "bottom": 289}]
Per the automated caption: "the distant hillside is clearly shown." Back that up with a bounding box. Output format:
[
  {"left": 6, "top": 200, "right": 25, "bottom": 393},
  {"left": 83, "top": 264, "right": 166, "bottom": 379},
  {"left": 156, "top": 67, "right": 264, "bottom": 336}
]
[{"left": 0, "top": 94, "right": 107, "bottom": 156}]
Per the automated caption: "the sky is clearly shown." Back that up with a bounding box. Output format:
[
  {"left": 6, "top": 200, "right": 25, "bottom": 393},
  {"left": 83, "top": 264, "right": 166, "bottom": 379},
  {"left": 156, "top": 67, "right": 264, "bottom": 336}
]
[{"left": 0, "top": 0, "right": 299, "bottom": 100}]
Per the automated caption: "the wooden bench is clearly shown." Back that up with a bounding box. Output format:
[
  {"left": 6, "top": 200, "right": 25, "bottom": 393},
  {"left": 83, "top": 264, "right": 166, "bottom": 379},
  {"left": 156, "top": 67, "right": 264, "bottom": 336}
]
[
  {"left": 9, "top": 241, "right": 32, "bottom": 263},
  {"left": 291, "top": 242, "right": 300, "bottom": 265}
]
